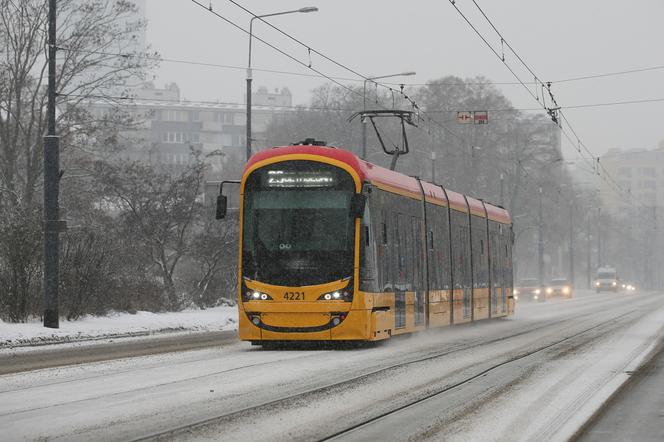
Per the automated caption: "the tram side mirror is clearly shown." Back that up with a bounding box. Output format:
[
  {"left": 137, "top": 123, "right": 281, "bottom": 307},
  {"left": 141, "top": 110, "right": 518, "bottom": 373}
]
[
  {"left": 216, "top": 194, "right": 228, "bottom": 219},
  {"left": 349, "top": 194, "right": 366, "bottom": 218}
]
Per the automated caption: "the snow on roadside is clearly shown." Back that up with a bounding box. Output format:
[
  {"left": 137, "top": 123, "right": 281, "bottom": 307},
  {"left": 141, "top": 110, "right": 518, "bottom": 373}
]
[{"left": 0, "top": 306, "right": 238, "bottom": 349}]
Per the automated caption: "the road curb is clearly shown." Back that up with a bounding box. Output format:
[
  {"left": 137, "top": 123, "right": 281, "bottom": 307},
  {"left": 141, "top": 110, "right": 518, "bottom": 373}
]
[
  {"left": 555, "top": 335, "right": 664, "bottom": 442},
  {"left": 0, "top": 329, "right": 239, "bottom": 375}
]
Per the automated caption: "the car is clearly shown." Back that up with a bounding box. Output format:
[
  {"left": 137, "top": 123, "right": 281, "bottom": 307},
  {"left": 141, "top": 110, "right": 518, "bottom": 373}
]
[
  {"left": 514, "top": 278, "right": 544, "bottom": 302},
  {"left": 546, "top": 278, "right": 573, "bottom": 298},
  {"left": 622, "top": 282, "right": 637, "bottom": 292},
  {"left": 595, "top": 267, "right": 619, "bottom": 293}
]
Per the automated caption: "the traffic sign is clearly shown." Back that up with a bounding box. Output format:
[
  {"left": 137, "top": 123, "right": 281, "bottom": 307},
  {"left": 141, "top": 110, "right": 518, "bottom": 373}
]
[
  {"left": 456, "top": 111, "right": 489, "bottom": 124},
  {"left": 457, "top": 111, "right": 473, "bottom": 124},
  {"left": 474, "top": 111, "right": 488, "bottom": 124}
]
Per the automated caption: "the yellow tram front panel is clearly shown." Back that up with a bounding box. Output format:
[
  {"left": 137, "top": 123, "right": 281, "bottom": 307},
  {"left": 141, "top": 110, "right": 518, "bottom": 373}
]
[{"left": 239, "top": 279, "right": 374, "bottom": 341}]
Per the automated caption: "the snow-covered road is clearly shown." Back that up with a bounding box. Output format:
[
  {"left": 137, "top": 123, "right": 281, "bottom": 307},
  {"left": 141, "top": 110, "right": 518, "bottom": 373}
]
[{"left": 1, "top": 290, "right": 663, "bottom": 442}]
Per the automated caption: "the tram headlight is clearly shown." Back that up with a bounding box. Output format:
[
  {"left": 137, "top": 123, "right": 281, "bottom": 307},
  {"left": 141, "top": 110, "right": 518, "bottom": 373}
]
[
  {"left": 534, "top": 289, "right": 541, "bottom": 295},
  {"left": 546, "top": 287, "right": 553, "bottom": 295},
  {"left": 318, "top": 284, "right": 353, "bottom": 302},
  {"left": 595, "top": 281, "right": 600, "bottom": 287},
  {"left": 514, "top": 289, "right": 520, "bottom": 295},
  {"left": 612, "top": 281, "right": 617, "bottom": 287},
  {"left": 241, "top": 284, "right": 273, "bottom": 302},
  {"left": 562, "top": 287, "right": 570, "bottom": 294}
]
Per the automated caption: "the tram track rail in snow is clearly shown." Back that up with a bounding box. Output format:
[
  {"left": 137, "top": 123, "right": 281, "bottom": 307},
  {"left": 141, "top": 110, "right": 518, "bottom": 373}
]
[{"left": 129, "top": 296, "right": 656, "bottom": 442}]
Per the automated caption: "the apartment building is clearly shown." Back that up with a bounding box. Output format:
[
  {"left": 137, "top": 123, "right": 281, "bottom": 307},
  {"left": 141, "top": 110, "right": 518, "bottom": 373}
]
[
  {"left": 599, "top": 142, "right": 664, "bottom": 212},
  {"left": 85, "top": 82, "right": 293, "bottom": 180}
]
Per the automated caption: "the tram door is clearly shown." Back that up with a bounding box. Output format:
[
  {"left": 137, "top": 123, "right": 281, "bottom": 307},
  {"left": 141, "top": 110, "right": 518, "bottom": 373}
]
[
  {"left": 490, "top": 233, "right": 500, "bottom": 316},
  {"left": 393, "top": 214, "right": 407, "bottom": 329},
  {"left": 412, "top": 217, "right": 425, "bottom": 326},
  {"left": 461, "top": 227, "right": 472, "bottom": 320}
]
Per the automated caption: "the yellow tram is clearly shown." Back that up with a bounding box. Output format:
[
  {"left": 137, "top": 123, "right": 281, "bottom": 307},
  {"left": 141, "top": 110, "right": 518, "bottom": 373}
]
[{"left": 217, "top": 142, "right": 514, "bottom": 344}]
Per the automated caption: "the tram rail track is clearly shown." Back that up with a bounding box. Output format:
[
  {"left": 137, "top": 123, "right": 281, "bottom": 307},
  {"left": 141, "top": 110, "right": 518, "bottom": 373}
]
[
  {"left": 319, "top": 308, "right": 645, "bottom": 441},
  {"left": 129, "top": 296, "right": 660, "bottom": 442}
]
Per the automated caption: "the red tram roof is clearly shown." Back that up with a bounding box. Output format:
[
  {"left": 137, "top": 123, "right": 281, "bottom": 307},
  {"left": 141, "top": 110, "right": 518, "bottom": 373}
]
[{"left": 245, "top": 145, "right": 511, "bottom": 224}]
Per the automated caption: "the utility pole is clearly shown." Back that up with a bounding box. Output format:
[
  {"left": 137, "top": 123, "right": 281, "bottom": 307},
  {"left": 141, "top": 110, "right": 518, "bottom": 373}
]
[
  {"left": 538, "top": 187, "right": 544, "bottom": 287},
  {"left": 569, "top": 203, "right": 574, "bottom": 288},
  {"left": 430, "top": 151, "right": 436, "bottom": 183},
  {"left": 586, "top": 212, "right": 592, "bottom": 289},
  {"left": 245, "top": 71, "right": 252, "bottom": 162},
  {"left": 43, "top": 0, "right": 60, "bottom": 328},
  {"left": 596, "top": 207, "right": 602, "bottom": 267},
  {"left": 500, "top": 173, "right": 505, "bottom": 207}
]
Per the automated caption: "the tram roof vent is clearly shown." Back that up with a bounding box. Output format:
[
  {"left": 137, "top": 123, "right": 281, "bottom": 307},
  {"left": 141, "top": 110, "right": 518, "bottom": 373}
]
[{"left": 292, "top": 138, "right": 328, "bottom": 147}]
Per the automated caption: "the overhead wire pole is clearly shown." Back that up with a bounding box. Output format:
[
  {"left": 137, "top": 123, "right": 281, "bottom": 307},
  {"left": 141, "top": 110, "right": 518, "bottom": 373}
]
[
  {"left": 43, "top": 0, "right": 60, "bottom": 328},
  {"left": 538, "top": 187, "right": 544, "bottom": 288},
  {"left": 569, "top": 202, "right": 575, "bottom": 288}
]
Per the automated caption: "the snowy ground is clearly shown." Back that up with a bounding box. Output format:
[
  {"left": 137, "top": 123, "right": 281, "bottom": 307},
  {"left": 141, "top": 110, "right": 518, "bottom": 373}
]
[
  {"left": 1, "top": 289, "right": 662, "bottom": 441},
  {"left": 0, "top": 306, "right": 238, "bottom": 349}
]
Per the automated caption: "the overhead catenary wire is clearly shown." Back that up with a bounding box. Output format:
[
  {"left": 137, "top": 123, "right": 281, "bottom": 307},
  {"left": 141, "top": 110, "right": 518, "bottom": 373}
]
[
  {"left": 58, "top": 1, "right": 616, "bottom": 208},
  {"left": 448, "top": 0, "right": 648, "bottom": 208}
]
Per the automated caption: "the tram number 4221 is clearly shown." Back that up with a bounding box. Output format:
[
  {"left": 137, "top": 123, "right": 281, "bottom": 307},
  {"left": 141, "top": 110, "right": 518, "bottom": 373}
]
[{"left": 284, "top": 292, "right": 305, "bottom": 300}]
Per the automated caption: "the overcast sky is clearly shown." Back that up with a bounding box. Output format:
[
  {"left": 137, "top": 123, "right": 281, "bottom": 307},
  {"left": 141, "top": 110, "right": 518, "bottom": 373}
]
[{"left": 145, "top": 0, "right": 664, "bottom": 159}]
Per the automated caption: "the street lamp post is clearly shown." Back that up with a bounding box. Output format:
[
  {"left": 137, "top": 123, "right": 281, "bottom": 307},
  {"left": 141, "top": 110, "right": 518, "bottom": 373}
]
[
  {"left": 538, "top": 187, "right": 544, "bottom": 288},
  {"left": 246, "top": 6, "right": 318, "bottom": 162},
  {"left": 361, "top": 71, "right": 416, "bottom": 160}
]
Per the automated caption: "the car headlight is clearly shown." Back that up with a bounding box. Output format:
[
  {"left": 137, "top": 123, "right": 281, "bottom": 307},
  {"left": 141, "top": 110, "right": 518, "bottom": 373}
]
[
  {"left": 534, "top": 289, "right": 541, "bottom": 295},
  {"left": 621, "top": 284, "right": 626, "bottom": 288},
  {"left": 514, "top": 289, "right": 520, "bottom": 295},
  {"left": 595, "top": 281, "right": 600, "bottom": 287},
  {"left": 612, "top": 281, "right": 617, "bottom": 286},
  {"left": 534, "top": 295, "right": 539, "bottom": 300},
  {"left": 562, "top": 287, "right": 570, "bottom": 294},
  {"left": 546, "top": 287, "right": 553, "bottom": 294},
  {"left": 514, "top": 295, "right": 519, "bottom": 300}
]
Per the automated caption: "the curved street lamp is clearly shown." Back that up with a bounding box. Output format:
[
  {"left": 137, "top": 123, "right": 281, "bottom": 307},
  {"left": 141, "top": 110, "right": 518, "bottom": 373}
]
[{"left": 246, "top": 6, "right": 318, "bottom": 162}]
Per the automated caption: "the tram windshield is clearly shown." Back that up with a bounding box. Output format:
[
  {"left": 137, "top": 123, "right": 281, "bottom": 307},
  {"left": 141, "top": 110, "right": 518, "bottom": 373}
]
[{"left": 242, "top": 160, "right": 356, "bottom": 286}]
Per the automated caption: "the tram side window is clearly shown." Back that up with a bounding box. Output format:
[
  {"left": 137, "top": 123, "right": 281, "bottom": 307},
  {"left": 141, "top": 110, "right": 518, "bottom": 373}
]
[
  {"left": 438, "top": 206, "right": 451, "bottom": 290},
  {"left": 489, "top": 221, "right": 502, "bottom": 291},
  {"left": 501, "top": 224, "right": 513, "bottom": 289},
  {"left": 380, "top": 208, "right": 391, "bottom": 291},
  {"left": 451, "top": 210, "right": 470, "bottom": 290},
  {"left": 471, "top": 214, "right": 489, "bottom": 289},
  {"left": 393, "top": 214, "right": 402, "bottom": 287},
  {"left": 412, "top": 217, "right": 425, "bottom": 292},
  {"left": 359, "top": 200, "right": 377, "bottom": 292},
  {"left": 371, "top": 190, "right": 389, "bottom": 291},
  {"left": 427, "top": 203, "right": 450, "bottom": 291},
  {"left": 401, "top": 214, "right": 413, "bottom": 289}
]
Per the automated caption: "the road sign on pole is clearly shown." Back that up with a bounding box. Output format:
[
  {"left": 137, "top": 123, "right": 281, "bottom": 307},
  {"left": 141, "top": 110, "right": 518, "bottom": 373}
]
[
  {"left": 457, "top": 111, "right": 473, "bottom": 124},
  {"left": 474, "top": 110, "right": 488, "bottom": 124}
]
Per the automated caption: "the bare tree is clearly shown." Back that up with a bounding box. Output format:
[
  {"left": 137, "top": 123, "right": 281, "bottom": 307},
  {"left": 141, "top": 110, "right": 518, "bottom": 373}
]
[
  {"left": 94, "top": 152, "right": 208, "bottom": 310},
  {"left": 0, "top": 0, "right": 157, "bottom": 321}
]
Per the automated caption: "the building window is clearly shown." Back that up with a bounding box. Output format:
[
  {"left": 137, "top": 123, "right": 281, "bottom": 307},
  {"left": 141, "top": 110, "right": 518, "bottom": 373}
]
[
  {"left": 191, "top": 111, "right": 200, "bottom": 121},
  {"left": 639, "top": 167, "right": 656, "bottom": 177},
  {"left": 161, "top": 132, "right": 190, "bottom": 143},
  {"left": 617, "top": 167, "right": 631, "bottom": 177}
]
